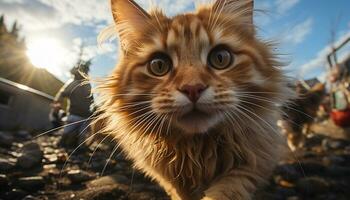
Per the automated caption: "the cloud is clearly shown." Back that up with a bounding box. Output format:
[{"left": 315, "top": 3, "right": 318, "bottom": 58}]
[
  {"left": 253, "top": 0, "right": 301, "bottom": 28},
  {"left": 0, "top": 0, "right": 200, "bottom": 80},
  {"left": 254, "top": 0, "right": 275, "bottom": 26},
  {"left": 1, "top": 0, "right": 24, "bottom": 3},
  {"left": 275, "top": 0, "right": 300, "bottom": 13},
  {"left": 37, "top": 0, "right": 113, "bottom": 26},
  {"left": 0, "top": 1, "right": 62, "bottom": 32},
  {"left": 283, "top": 18, "right": 313, "bottom": 45},
  {"left": 0, "top": 0, "right": 307, "bottom": 81},
  {"left": 299, "top": 30, "right": 350, "bottom": 78}
]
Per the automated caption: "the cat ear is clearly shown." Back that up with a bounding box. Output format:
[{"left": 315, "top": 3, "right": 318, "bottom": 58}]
[
  {"left": 212, "top": 0, "right": 254, "bottom": 24},
  {"left": 111, "top": 0, "right": 151, "bottom": 49}
]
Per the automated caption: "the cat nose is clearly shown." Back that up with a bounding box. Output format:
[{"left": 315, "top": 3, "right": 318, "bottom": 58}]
[{"left": 179, "top": 84, "right": 208, "bottom": 103}]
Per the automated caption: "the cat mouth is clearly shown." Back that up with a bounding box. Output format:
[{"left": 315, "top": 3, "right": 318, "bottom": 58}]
[
  {"left": 179, "top": 109, "right": 210, "bottom": 121},
  {"left": 175, "top": 108, "right": 220, "bottom": 134}
]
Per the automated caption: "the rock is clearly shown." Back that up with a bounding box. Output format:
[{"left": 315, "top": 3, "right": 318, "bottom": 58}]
[
  {"left": 274, "top": 164, "right": 300, "bottom": 182},
  {"left": 128, "top": 191, "right": 158, "bottom": 200},
  {"left": 8, "top": 151, "right": 21, "bottom": 157},
  {"left": 293, "top": 161, "right": 326, "bottom": 175},
  {"left": 344, "top": 146, "right": 350, "bottom": 154},
  {"left": 275, "top": 177, "right": 295, "bottom": 188},
  {"left": 304, "top": 134, "right": 325, "bottom": 148},
  {"left": 322, "top": 155, "right": 345, "bottom": 166},
  {"left": 90, "top": 158, "right": 117, "bottom": 171},
  {"left": 87, "top": 174, "right": 120, "bottom": 188},
  {"left": 326, "top": 166, "right": 350, "bottom": 177},
  {"left": 17, "top": 155, "right": 42, "bottom": 169},
  {"left": 322, "top": 138, "right": 349, "bottom": 150},
  {"left": 301, "top": 151, "right": 319, "bottom": 159},
  {"left": 321, "top": 194, "right": 339, "bottom": 200},
  {"left": 113, "top": 174, "right": 130, "bottom": 185},
  {"left": 43, "top": 147, "right": 55, "bottom": 154},
  {"left": 0, "top": 174, "right": 9, "bottom": 190},
  {"left": 0, "top": 131, "right": 14, "bottom": 148},
  {"left": 130, "top": 184, "right": 167, "bottom": 198},
  {"left": 90, "top": 187, "right": 127, "bottom": 200},
  {"left": 21, "top": 142, "right": 42, "bottom": 156},
  {"left": 0, "top": 158, "right": 15, "bottom": 171},
  {"left": 16, "top": 130, "right": 32, "bottom": 140},
  {"left": 17, "top": 142, "right": 43, "bottom": 169},
  {"left": 44, "top": 154, "right": 58, "bottom": 164},
  {"left": 275, "top": 187, "right": 297, "bottom": 198},
  {"left": 43, "top": 164, "right": 56, "bottom": 170},
  {"left": 342, "top": 154, "right": 350, "bottom": 165},
  {"left": 57, "top": 152, "right": 68, "bottom": 164},
  {"left": 67, "top": 169, "right": 94, "bottom": 183},
  {"left": 296, "top": 177, "right": 329, "bottom": 196},
  {"left": 329, "top": 179, "right": 350, "bottom": 194},
  {"left": 254, "top": 191, "right": 283, "bottom": 200},
  {"left": 16, "top": 176, "right": 45, "bottom": 192},
  {"left": 22, "top": 195, "right": 38, "bottom": 200},
  {"left": 4, "top": 188, "right": 28, "bottom": 200},
  {"left": 286, "top": 196, "right": 300, "bottom": 200}
]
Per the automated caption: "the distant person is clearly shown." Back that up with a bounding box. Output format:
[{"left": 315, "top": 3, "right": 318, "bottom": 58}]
[
  {"left": 49, "top": 102, "right": 66, "bottom": 128},
  {"left": 53, "top": 62, "right": 94, "bottom": 147}
]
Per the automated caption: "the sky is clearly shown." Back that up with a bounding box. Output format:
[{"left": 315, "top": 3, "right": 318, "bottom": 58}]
[{"left": 0, "top": 0, "right": 349, "bottom": 82}]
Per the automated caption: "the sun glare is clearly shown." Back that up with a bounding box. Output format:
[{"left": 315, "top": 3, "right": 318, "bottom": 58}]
[{"left": 26, "top": 38, "right": 66, "bottom": 74}]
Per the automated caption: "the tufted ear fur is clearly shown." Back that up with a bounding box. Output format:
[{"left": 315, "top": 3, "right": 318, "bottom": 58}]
[
  {"left": 212, "top": 0, "right": 254, "bottom": 26},
  {"left": 111, "top": 0, "right": 151, "bottom": 50}
]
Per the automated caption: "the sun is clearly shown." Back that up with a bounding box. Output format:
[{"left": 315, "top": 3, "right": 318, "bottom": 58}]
[{"left": 26, "top": 37, "right": 66, "bottom": 73}]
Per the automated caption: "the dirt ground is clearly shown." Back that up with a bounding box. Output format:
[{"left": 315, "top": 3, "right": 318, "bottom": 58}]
[{"left": 0, "top": 120, "right": 350, "bottom": 200}]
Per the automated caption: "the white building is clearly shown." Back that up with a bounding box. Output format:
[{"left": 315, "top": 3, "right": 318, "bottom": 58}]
[{"left": 0, "top": 77, "right": 54, "bottom": 131}]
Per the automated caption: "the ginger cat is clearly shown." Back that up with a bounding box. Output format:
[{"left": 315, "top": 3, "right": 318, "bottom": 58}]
[{"left": 96, "top": 0, "right": 292, "bottom": 199}]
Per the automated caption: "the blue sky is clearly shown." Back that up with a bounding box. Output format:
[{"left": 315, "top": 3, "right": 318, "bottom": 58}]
[{"left": 0, "top": 0, "right": 349, "bottom": 82}]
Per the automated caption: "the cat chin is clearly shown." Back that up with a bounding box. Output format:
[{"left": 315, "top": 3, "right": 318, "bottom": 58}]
[{"left": 175, "top": 111, "right": 222, "bottom": 134}]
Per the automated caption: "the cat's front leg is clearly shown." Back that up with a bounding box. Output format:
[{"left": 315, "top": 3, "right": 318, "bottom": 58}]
[{"left": 201, "top": 168, "right": 261, "bottom": 200}]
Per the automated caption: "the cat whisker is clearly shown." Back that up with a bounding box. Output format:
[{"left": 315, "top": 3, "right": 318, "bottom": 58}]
[
  {"left": 101, "top": 139, "right": 123, "bottom": 176},
  {"left": 230, "top": 105, "right": 268, "bottom": 134},
  {"left": 90, "top": 109, "right": 155, "bottom": 173},
  {"left": 87, "top": 132, "right": 111, "bottom": 166},
  {"left": 100, "top": 110, "right": 156, "bottom": 176},
  {"left": 59, "top": 130, "right": 103, "bottom": 178},
  {"left": 150, "top": 114, "right": 165, "bottom": 138},
  {"left": 211, "top": 0, "right": 227, "bottom": 31},
  {"left": 222, "top": 110, "right": 247, "bottom": 157},
  {"left": 222, "top": 110, "right": 243, "bottom": 135},
  {"left": 234, "top": 92, "right": 284, "bottom": 103},
  {"left": 140, "top": 113, "right": 159, "bottom": 137},
  {"left": 166, "top": 113, "right": 174, "bottom": 137},
  {"left": 111, "top": 93, "right": 157, "bottom": 96},
  {"left": 116, "top": 102, "right": 152, "bottom": 111},
  {"left": 235, "top": 93, "right": 314, "bottom": 120},
  {"left": 236, "top": 104, "right": 281, "bottom": 137},
  {"left": 34, "top": 115, "right": 100, "bottom": 139},
  {"left": 237, "top": 98, "right": 304, "bottom": 130},
  {"left": 117, "top": 105, "right": 153, "bottom": 116},
  {"left": 156, "top": 114, "right": 167, "bottom": 138}
]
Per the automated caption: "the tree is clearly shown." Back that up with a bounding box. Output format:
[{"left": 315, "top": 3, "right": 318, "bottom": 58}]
[{"left": 0, "top": 15, "right": 63, "bottom": 96}]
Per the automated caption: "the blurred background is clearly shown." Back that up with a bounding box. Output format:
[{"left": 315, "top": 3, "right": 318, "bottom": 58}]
[{"left": 0, "top": 0, "right": 349, "bottom": 200}]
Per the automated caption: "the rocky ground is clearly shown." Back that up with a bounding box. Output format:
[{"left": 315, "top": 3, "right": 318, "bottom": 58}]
[{"left": 0, "top": 126, "right": 350, "bottom": 200}]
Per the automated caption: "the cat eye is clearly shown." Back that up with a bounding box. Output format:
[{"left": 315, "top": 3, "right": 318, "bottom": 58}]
[
  {"left": 208, "top": 46, "right": 233, "bottom": 70},
  {"left": 148, "top": 53, "right": 172, "bottom": 76}
]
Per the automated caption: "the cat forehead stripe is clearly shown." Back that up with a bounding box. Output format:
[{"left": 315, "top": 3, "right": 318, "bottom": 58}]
[{"left": 166, "top": 16, "right": 210, "bottom": 52}]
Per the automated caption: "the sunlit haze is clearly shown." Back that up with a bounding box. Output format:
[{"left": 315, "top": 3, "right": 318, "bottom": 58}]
[{"left": 26, "top": 38, "right": 67, "bottom": 75}]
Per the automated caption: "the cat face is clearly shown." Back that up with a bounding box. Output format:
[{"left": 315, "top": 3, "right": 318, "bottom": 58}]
[{"left": 105, "top": 0, "right": 287, "bottom": 135}]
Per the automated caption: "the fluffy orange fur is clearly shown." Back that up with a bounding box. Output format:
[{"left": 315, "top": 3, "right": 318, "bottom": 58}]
[{"left": 95, "top": 0, "right": 292, "bottom": 199}]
